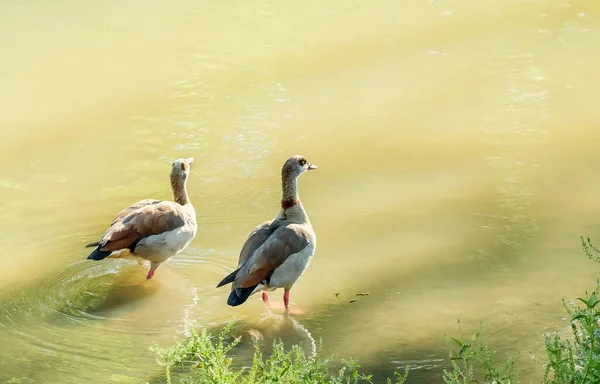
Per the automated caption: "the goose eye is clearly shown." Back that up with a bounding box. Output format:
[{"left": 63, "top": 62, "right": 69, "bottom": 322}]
[
  {"left": 181, "top": 162, "right": 189, "bottom": 171},
  {"left": 299, "top": 159, "right": 307, "bottom": 166}
]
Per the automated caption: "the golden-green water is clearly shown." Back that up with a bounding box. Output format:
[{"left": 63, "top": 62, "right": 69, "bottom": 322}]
[{"left": 1, "top": 0, "right": 600, "bottom": 382}]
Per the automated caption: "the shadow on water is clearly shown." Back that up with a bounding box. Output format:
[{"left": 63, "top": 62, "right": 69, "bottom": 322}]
[
  {"left": 0, "top": 261, "right": 170, "bottom": 383},
  {"left": 0, "top": 261, "right": 159, "bottom": 327}
]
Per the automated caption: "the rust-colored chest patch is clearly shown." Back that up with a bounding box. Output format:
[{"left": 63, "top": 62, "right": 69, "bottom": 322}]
[{"left": 281, "top": 198, "right": 298, "bottom": 210}]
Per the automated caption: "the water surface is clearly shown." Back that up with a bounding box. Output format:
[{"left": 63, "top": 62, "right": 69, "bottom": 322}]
[{"left": 1, "top": 0, "right": 600, "bottom": 382}]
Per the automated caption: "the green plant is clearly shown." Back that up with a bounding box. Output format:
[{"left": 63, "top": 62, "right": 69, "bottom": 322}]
[
  {"left": 152, "top": 321, "right": 240, "bottom": 384},
  {"left": 540, "top": 280, "right": 600, "bottom": 384},
  {"left": 442, "top": 320, "right": 518, "bottom": 384},
  {"left": 535, "top": 237, "right": 600, "bottom": 384},
  {"left": 580, "top": 237, "right": 600, "bottom": 264},
  {"left": 152, "top": 320, "right": 409, "bottom": 384}
]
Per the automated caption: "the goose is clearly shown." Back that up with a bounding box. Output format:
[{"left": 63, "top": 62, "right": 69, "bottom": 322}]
[
  {"left": 85, "top": 158, "right": 197, "bottom": 280},
  {"left": 217, "top": 155, "right": 317, "bottom": 312}
]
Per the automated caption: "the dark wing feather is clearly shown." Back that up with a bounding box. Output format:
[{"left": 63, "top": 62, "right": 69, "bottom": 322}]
[
  {"left": 232, "top": 224, "right": 311, "bottom": 289},
  {"left": 216, "top": 219, "right": 276, "bottom": 288},
  {"left": 236, "top": 220, "right": 277, "bottom": 267}
]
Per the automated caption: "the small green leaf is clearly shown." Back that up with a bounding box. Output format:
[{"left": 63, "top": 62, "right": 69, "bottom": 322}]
[
  {"left": 577, "top": 297, "right": 591, "bottom": 307},
  {"left": 571, "top": 314, "right": 588, "bottom": 322},
  {"left": 451, "top": 337, "right": 464, "bottom": 347}
]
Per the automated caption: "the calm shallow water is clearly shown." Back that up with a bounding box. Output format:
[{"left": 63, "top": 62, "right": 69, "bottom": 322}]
[{"left": 1, "top": 0, "right": 600, "bottom": 382}]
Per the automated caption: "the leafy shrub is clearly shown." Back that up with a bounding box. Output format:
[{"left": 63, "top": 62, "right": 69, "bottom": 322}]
[
  {"left": 540, "top": 281, "right": 600, "bottom": 384},
  {"left": 152, "top": 321, "right": 409, "bottom": 384},
  {"left": 443, "top": 321, "right": 518, "bottom": 384}
]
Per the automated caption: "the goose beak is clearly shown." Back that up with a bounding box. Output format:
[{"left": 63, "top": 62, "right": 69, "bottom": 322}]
[
  {"left": 308, "top": 163, "right": 318, "bottom": 170},
  {"left": 186, "top": 157, "right": 195, "bottom": 165}
]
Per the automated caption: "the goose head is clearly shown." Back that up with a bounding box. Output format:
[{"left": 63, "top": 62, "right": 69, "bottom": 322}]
[
  {"left": 171, "top": 157, "right": 194, "bottom": 181},
  {"left": 281, "top": 155, "right": 317, "bottom": 179}
]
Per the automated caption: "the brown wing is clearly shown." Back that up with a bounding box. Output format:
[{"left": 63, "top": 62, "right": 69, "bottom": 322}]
[
  {"left": 216, "top": 220, "right": 278, "bottom": 288},
  {"left": 233, "top": 224, "right": 312, "bottom": 289},
  {"left": 92, "top": 201, "right": 185, "bottom": 252},
  {"left": 110, "top": 199, "right": 161, "bottom": 226},
  {"left": 236, "top": 219, "right": 277, "bottom": 268},
  {"left": 86, "top": 199, "right": 160, "bottom": 248}
]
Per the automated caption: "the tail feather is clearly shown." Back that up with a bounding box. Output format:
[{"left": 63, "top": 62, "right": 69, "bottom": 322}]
[
  {"left": 216, "top": 269, "right": 238, "bottom": 288},
  {"left": 86, "top": 241, "right": 100, "bottom": 248},
  {"left": 227, "top": 285, "right": 259, "bottom": 306},
  {"left": 87, "top": 247, "right": 111, "bottom": 261}
]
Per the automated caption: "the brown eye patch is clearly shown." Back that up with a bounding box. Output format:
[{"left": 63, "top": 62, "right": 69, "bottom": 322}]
[
  {"left": 181, "top": 162, "right": 189, "bottom": 171},
  {"left": 299, "top": 158, "right": 307, "bottom": 166}
]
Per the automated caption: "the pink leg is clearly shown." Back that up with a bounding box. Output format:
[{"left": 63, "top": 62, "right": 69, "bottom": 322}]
[
  {"left": 262, "top": 292, "right": 270, "bottom": 303},
  {"left": 283, "top": 289, "right": 305, "bottom": 315},
  {"left": 146, "top": 262, "right": 160, "bottom": 280},
  {"left": 145, "top": 269, "right": 155, "bottom": 280},
  {"left": 283, "top": 290, "right": 290, "bottom": 309},
  {"left": 263, "top": 290, "right": 304, "bottom": 315}
]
